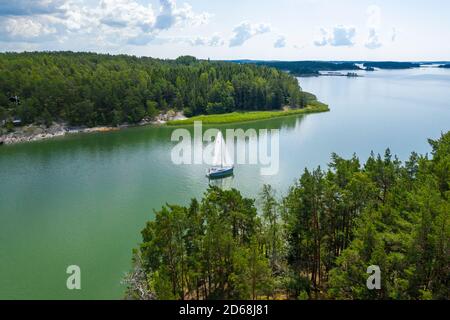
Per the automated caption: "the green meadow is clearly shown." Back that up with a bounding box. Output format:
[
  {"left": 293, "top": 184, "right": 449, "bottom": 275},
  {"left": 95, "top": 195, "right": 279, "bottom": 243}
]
[{"left": 167, "top": 102, "right": 329, "bottom": 125}]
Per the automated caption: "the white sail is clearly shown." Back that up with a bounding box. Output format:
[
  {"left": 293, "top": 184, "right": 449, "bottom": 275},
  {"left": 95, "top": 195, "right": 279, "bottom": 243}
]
[
  {"left": 211, "top": 131, "right": 233, "bottom": 167},
  {"left": 212, "top": 131, "right": 223, "bottom": 167}
]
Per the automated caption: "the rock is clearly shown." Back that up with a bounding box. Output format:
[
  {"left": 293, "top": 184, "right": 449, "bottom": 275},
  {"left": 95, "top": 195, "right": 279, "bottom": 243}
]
[{"left": 0, "top": 112, "right": 186, "bottom": 145}]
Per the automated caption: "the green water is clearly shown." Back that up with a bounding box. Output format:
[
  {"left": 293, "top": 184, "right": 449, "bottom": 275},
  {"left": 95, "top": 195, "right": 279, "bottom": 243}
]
[{"left": 1, "top": 68, "right": 450, "bottom": 299}]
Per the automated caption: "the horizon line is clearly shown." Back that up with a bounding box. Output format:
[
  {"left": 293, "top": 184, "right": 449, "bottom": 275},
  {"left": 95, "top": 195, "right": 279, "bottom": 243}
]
[{"left": 0, "top": 50, "right": 449, "bottom": 63}]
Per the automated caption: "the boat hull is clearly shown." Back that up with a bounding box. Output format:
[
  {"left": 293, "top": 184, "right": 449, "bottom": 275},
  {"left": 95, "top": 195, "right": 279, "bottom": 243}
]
[{"left": 207, "top": 167, "right": 234, "bottom": 179}]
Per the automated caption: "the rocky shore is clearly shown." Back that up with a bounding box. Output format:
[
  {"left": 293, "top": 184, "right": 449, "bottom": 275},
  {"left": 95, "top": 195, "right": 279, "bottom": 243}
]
[{"left": 0, "top": 111, "right": 186, "bottom": 145}]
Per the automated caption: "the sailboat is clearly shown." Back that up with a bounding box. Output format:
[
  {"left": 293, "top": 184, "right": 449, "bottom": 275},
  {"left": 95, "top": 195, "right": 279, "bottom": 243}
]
[{"left": 207, "top": 131, "right": 234, "bottom": 179}]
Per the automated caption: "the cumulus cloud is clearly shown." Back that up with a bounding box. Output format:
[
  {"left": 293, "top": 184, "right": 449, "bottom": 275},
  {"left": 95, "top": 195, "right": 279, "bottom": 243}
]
[
  {"left": 0, "top": 0, "right": 211, "bottom": 47},
  {"left": 0, "top": 16, "right": 57, "bottom": 42},
  {"left": 99, "top": 0, "right": 155, "bottom": 31},
  {"left": 154, "top": 0, "right": 209, "bottom": 30},
  {"left": 0, "top": 0, "right": 69, "bottom": 42},
  {"left": 314, "top": 25, "right": 356, "bottom": 47},
  {"left": 189, "top": 34, "right": 224, "bottom": 47},
  {"left": 274, "top": 36, "right": 286, "bottom": 48},
  {"left": 229, "top": 22, "right": 271, "bottom": 47},
  {"left": 97, "top": 0, "right": 210, "bottom": 45},
  {"left": 329, "top": 25, "right": 356, "bottom": 46}
]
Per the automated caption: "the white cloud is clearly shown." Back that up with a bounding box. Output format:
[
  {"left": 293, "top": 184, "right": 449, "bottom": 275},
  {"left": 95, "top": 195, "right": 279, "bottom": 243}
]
[
  {"left": 154, "top": 0, "right": 210, "bottom": 30},
  {"left": 274, "top": 35, "right": 286, "bottom": 48},
  {"left": 391, "top": 27, "right": 397, "bottom": 42},
  {"left": 365, "top": 5, "right": 382, "bottom": 49},
  {"left": 99, "top": 0, "right": 154, "bottom": 30},
  {"left": 314, "top": 25, "right": 356, "bottom": 47},
  {"left": 315, "top": 6, "right": 385, "bottom": 49},
  {"left": 329, "top": 25, "right": 356, "bottom": 46},
  {"left": 0, "top": 0, "right": 212, "bottom": 47},
  {"left": 58, "top": 2, "right": 97, "bottom": 32},
  {"left": 365, "top": 28, "right": 382, "bottom": 49},
  {"left": 97, "top": 0, "right": 211, "bottom": 46},
  {"left": 0, "top": 16, "right": 56, "bottom": 42},
  {"left": 189, "top": 34, "right": 224, "bottom": 47},
  {"left": 229, "top": 22, "right": 271, "bottom": 47},
  {"left": 314, "top": 28, "right": 328, "bottom": 46},
  {"left": 0, "top": 0, "right": 70, "bottom": 43}
]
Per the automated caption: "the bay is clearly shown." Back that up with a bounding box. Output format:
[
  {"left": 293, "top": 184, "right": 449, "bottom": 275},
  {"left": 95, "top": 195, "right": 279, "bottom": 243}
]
[{"left": 1, "top": 67, "right": 450, "bottom": 299}]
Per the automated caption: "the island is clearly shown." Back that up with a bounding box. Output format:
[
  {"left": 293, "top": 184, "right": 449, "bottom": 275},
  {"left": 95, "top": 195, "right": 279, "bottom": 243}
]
[
  {"left": 231, "top": 60, "right": 362, "bottom": 76},
  {"left": 319, "top": 71, "right": 361, "bottom": 77},
  {"left": 0, "top": 52, "right": 328, "bottom": 144},
  {"left": 362, "top": 61, "right": 421, "bottom": 69}
]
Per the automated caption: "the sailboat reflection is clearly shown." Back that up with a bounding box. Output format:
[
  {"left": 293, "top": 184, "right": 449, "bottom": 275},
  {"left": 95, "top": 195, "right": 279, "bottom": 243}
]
[{"left": 208, "top": 174, "right": 234, "bottom": 190}]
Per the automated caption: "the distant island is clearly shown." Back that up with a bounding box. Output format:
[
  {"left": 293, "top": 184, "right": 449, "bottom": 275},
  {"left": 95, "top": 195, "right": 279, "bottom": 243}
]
[
  {"left": 439, "top": 64, "right": 450, "bottom": 68},
  {"left": 319, "top": 71, "right": 361, "bottom": 77},
  {"left": 230, "top": 60, "right": 443, "bottom": 76},
  {"left": 362, "top": 62, "right": 421, "bottom": 69},
  {"left": 232, "top": 60, "right": 362, "bottom": 76}
]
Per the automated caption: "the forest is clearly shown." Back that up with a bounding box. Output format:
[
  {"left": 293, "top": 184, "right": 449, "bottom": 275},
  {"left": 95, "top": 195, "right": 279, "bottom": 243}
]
[
  {"left": 0, "top": 52, "right": 308, "bottom": 128},
  {"left": 362, "top": 62, "right": 421, "bottom": 69},
  {"left": 125, "top": 132, "right": 450, "bottom": 300},
  {"left": 234, "top": 60, "right": 361, "bottom": 76}
]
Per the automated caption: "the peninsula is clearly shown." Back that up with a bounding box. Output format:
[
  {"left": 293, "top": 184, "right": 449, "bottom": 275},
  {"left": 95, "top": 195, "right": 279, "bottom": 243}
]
[{"left": 0, "top": 52, "right": 326, "bottom": 144}]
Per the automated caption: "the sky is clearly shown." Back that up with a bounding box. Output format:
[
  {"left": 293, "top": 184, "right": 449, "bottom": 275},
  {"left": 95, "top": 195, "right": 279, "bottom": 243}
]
[{"left": 0, "top": 0, "right": 449, "bottom": 61}]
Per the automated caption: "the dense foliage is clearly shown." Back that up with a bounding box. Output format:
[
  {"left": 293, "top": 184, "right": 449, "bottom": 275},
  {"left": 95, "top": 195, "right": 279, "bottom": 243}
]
[
  {"left": 234, "top": 60, "right": 361, "bottom": 76},
  {"left": 0, "top": 52, "right": 307, "bottom": 127},
  {"left": 363, "top": 62, "right": 421, "bottom": 69},
  {"left": 126, "top": 132, "right": 450, "bottom": 300}
]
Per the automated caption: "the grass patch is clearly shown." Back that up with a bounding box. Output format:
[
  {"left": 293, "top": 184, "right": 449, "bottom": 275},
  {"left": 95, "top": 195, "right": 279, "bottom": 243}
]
[{"left": 167, "top": 102, "right": 329, "bottom": 126}]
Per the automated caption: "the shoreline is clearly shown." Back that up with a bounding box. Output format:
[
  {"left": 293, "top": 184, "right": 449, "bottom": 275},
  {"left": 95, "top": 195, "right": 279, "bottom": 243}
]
[
  {"left": 167, "top": 103, "right": 329, "bottom": 126},
  {"left": 0, "top": 123, "right": 136, "bottom": 145},
  {"left": 0, "top": 105, "right": 329, "bottom": 145},
  {"left": 0, "top": 112, "right": 186, "bottom": 146}
]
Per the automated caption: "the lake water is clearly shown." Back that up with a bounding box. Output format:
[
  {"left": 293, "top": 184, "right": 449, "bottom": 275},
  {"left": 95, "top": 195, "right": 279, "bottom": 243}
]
[{"left": 1, "top": 67, "right": 450, "bottom": 299}]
